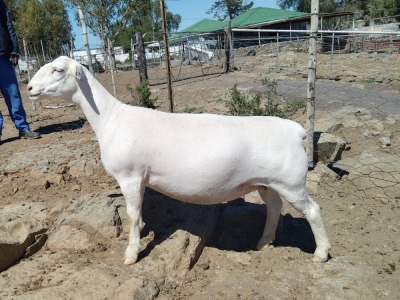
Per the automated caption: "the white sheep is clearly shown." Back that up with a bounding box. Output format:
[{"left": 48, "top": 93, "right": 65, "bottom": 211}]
[{"left": 27, "top": 56, "right": 331, "bottom": 265}]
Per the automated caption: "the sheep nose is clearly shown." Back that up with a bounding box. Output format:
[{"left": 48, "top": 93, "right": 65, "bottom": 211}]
[{"left": 27, "top": 85, "right": 32, "bottom": 91}]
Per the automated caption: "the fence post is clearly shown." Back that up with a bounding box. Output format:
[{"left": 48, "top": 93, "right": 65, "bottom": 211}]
[
  {"left": 224, "top": 20, "right": 231, "bottom": 73},
  {"left": 275, "top": 32, "right": 279, "bottom": 67},
  {"left": 107, "top": 37, "right": 116, "bottom": 97},
  {"left": 77, "top": 5, "right": 94, "bottom": 75},
  {"left": 305, "top": 0, "right": 319, "bottom": 169},
  {"left": 23, "top": 38, "right": 35, "bottom": 111},
  {"left": 40, "top": 40, "right": 46, "bottom": 66},
  {"left": 160, "top": 0, "right": 173, "bottom": 113},
  {"left": 136, "top": 32, "right": 148, "bottom": 83}
]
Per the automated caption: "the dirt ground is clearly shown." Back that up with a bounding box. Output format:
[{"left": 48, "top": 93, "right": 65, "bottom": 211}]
[{"left": 0, "top": 51, "right": 399, "bottom": 299}]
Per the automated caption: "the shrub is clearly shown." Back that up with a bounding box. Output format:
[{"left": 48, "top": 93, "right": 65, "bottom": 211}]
[
  {"left": 225, "top": 79, "right": 285, "bottom": 118},
  {"left": 126, "top": 80, "right": 157, "bottom": 109},
  {"left": 225, "top": 78, "right": 306, "bottom": 118}
]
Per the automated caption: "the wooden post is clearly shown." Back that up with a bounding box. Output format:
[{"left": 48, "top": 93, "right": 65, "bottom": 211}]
[
  {"left": 23, "top": 38, "right": 35, "bottom": 111},
  {"left": 160, "top": 0, "right": 173, "bottom": 113},
  {"left": 305, "top": 0, "right": 319, "bottom": 169},
  {"left": 40, "top": 40, "right": 46, "bottom": 66},
  {"left": 136, "top": 32, "right": 148, "bottom": 82},
  {"left": 108, "top": 37, "right": 116, "bottom": 97},
  {"left": 224, "top": 20, "right": 231, "bottom": 73},
  {"left": 70, "top": 37, "right": 75, "bottom": 59},
  {"left": 77, "top": 5, "right": 94, "bottom": 75}
]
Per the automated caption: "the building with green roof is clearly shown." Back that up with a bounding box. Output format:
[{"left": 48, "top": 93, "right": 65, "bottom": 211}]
[{"left": 231, "top": 7, "right": 309, "bottom": 28}]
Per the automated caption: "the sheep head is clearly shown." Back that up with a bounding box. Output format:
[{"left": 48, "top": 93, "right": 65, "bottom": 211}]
[{"left": 27, "top": 56, "right": 83, "bottom": 101}]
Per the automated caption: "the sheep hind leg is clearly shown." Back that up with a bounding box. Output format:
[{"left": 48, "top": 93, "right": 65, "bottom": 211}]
[
  {"left": 283, "top": 189, "right": 331, "bottom": 263},
  {"left": 256, "top": 188, "right": 283, "bottom": 251}
]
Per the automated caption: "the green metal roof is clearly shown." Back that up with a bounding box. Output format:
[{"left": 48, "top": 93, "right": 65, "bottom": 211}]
[
  {"left": 231, "top": 7, "right": 309, "bottom": 28},
  {"left": 180, "top": 19, "right": 226, "bottom": 33},
  {"left": 170, "top": 7, "right": 310, "bottom": 40}
]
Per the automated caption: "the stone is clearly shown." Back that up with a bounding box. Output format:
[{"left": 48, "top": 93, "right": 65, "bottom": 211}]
[
  {"left": 47, "top": 225, "right": 95, "bottom": 251},
  {"left": 348, "top": 147, "right": 400, "bottom": 199},
  {"left": 52, "top": 194, "right": 124, "bottom": 241},
  {"left": 366, "top": 119, "right": 385, "bottom": 131},
  {"left": 112, "top": 278, "right": 160, "bottom": 300},
  {"left": 316, "top": 133, "right": 347, "bottom": 163},
  {"left": 0, "top": 203, "right": 49, "bottom": 272},
  {"left": 379, "top": 137, "right": 391, "bottom": 148},
  {"left": 384, "top": 116, "right": 397, "bottom": 125}
]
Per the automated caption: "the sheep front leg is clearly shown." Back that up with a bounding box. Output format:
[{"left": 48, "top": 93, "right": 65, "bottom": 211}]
[{"left": 118, "top": 177, "right": 145, "bottom": 265}]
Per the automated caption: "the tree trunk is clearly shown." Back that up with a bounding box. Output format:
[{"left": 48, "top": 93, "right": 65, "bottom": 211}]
[
  {"left": 136, "top": 32, "right": 148, "bottom": 82},
  {"left": 224, "top": 20, "right": 231, "bottom": 73}
]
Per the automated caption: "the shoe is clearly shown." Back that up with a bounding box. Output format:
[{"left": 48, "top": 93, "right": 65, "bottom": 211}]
[{"left": 19, "top": 129, "right": 41, "bottom": 139}]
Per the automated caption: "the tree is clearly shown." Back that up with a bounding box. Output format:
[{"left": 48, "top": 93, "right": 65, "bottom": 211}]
[
  {"left": 67, "top": 0, "right": 152, "bottom": 63},
  {"left": 5, "top": 0, "right": 72, "bottom": 59},
  {"left": 114, "top": 0, "right": 181, "bottom": 52},
  {"left": 277, "top": 0, "right": 336, "bottom": 13},
  {"left": 206, "top": 0, "right": 254, "bottom": 21}
]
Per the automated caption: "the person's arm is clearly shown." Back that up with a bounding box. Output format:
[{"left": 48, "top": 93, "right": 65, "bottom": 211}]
[{"left": 5, "top": 4, "right": 19, "bottom": 65}]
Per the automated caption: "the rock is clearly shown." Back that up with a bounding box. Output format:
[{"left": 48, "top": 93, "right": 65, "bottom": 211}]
[
  {"left": 0, "top": 203, "right": 49, "bottom": 272},
  {"left": 51, "top": 194, "right": 124, "bottom": 243},
  {"left": 363, "top": 130, "right": 381, "bottom": 138},
  {"left": 379, "top": 137, "right": 391, "bottom": 148},
  {"left": 384, "top": 116, "right": 397, "bottom": 125},
  {"left": 331, "top": 155, "right": 360, "bottom": 174},
  {"left": 348, "top": 148, "right": 400, "bottom": 198},
  {"left": 112, "top": 278, "right": 160, "bottom": 300},
  {"left": 316, "top": 133, "right": 347, "bottom": 163},
  {"left": 366, "top": 119, "right": 385, "bottom": 131},
  {"left": 47, "top": 225, "right": 95, "bottom": 251}
]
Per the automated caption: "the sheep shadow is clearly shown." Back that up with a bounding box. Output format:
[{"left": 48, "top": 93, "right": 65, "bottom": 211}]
[
  {"left": 35, "top": 118, "right": 86, "bottom": 135},
  {"left": 136, "top": 189, "right": 316, "bottom": 262}
]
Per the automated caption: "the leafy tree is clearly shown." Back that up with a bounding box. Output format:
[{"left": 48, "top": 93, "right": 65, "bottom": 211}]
[
  {"left": 67, "top": 0, "right": 152, "bottom": 60},
  {"left": 278, "top": 0, "right": 400, "bottom": 18},
  {"left": 4, "top": 0, "right": 71, "bottom": 59},
  {"left": 114, "top": 0, "right": 181, "bottom": 52},
  {"left": 368, "top": 0, "right": 400, "bottom": 18},
  {"left": 206, "top": 0, "right": 254, "bottom": 21},
  {"left": 277, "top": 0, "right": 336, "bottom": 13}
]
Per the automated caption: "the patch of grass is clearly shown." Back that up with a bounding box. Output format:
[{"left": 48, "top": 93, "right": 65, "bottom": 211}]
[
  {"left": 179, "top": 106, "right": 197, "bottom": 113},
  {"left": 284, "top": 98, "right": 306, "bottom": 116}
]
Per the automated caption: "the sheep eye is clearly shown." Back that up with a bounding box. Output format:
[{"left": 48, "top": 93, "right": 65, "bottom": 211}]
[{"left": 53, "top": 68, "right": 64, "bottom": 73}]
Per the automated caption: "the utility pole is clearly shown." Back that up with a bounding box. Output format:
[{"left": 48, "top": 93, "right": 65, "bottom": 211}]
[
  {"left": 305, "top": 0, "right": 319, "bottom": 169},
  {"left": 77, "top": 5, "right": 94, "bottom": 74},
  {"left": 160, "top": 0, "right": 173, "bottom": 113}
]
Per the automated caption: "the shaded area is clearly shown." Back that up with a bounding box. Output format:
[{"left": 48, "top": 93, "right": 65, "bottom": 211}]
[
  {"left": 36, "top": 118, "right": 86, "bottom": 135},
  {"left": 136, "top": 189, "right": 317, "bottom": 262}
]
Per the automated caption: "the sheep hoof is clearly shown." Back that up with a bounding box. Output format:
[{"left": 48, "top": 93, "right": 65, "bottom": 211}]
[
  {"left": 312, "top": 255, "right": 328, "bottom": 263},
  {"left": 124, "top": 258, "right": 136, "bottom": 265},
  {"left": 256, "top": 242, "right": 274, "bottom": 251}
]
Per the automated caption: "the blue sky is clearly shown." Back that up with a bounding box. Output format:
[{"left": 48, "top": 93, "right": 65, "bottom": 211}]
[{"left": 71, "top": 0, "right": 279, "bottom": 49}]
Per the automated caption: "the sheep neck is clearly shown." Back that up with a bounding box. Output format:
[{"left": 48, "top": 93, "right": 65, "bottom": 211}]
[{"left": 73, "top": 68, "right": 122, "bottom": 137}]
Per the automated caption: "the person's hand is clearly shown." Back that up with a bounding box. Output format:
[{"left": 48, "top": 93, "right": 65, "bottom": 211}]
[{"left": 10, "top": 54, "right": 19, "bottom": 67}]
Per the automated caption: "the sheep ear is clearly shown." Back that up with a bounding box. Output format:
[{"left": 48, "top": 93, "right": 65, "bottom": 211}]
[{"left": 68, "top": 63, "right": 82, "bottom": 80}]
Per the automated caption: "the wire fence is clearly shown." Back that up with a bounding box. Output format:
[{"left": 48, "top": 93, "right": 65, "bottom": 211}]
[{"left": 17, "top": 29, "right": 400, "bottom": 201}]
